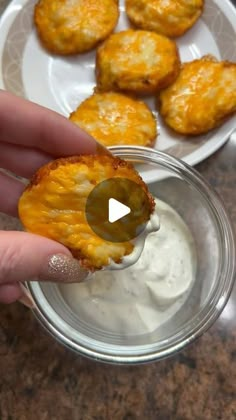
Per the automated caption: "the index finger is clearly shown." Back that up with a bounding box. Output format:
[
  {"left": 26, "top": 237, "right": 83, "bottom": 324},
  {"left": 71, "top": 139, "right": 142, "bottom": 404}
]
[{"left": 0, "top": 90, "right": 98, "bottom": 156}]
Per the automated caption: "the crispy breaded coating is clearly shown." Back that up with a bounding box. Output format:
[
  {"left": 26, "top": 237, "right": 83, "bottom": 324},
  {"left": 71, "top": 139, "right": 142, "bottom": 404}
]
[
  {"left": 96, "top": 30, "right": 180, "bottom": 94},
  {"left": 34, "top": 0, "right": 119, "bottom": 55},
  {"left": 18, "top": 155, "right": 155, "bottom": 270},
  {"left": 69, "top": 92, "right": 157, "bottom": 147},
  {"left": 159, "top": 57, "right": 236, "bottom": 135},
  {"left": 126, "top": 0, "right": 204, "bottom": 38}
]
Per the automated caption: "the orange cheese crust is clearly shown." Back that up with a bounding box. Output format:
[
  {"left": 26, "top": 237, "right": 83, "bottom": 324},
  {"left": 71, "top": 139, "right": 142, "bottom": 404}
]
[
  {"left": 34, "top": 0, "right": 119, "bottom": 55},
  {"left": 96, "top": 29, "right": 180, "bottom": 94},
  {"left": 126, "top": 0, "right": 204, "bottom": 38},
  {"left": 159, "top": 57, "right": 236, "bottom": 135},
  {"left": 69, "top": 92, "right": 157, "bottom": 147},
  {"left": 18, "top": 155, "right": 155, "bottom": 270}
]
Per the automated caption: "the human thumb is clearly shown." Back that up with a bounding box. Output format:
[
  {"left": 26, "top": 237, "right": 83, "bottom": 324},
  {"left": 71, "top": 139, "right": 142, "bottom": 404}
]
[{"left": 0, "top": 231, "right": 88, "bottom": 304}]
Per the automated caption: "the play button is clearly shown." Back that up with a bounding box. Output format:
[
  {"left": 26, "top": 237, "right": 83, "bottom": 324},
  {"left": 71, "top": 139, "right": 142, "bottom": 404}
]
[
  {"left": 85, "top": 178, "right": 152, "bottom": 243},
  {"left": 108, "top": 198, "right": 131, "bottom": 223}
]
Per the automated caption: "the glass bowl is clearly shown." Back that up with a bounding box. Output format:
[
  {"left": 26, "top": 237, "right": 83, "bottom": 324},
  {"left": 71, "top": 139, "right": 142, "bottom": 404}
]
[{"left": 27, "top": 146, "right": 235, "bottom": 364}]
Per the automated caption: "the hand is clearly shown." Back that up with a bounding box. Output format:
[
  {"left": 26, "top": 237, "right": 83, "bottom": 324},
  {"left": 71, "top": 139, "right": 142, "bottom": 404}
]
[{"left": 0, "top": 90, "right": 98, "bottom": 306}]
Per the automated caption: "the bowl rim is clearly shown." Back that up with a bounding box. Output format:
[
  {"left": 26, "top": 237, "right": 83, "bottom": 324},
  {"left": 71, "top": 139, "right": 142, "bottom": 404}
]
[{"left": 27, "top": 147, "right": 236, "bottom": 364}]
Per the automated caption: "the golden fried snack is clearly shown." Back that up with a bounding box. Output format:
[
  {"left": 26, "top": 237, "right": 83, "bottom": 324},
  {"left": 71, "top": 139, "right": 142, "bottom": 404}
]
[
  {"left": 69, "top": 92, "right": 157, "bottom": 147},
  {"left": 126, "top": 0, "right": 204, "bottom": 38},
  {"left": 96, "top": 30, "right": 180, "bottom": 94},
  {"left": 34, "top": 0, "right": 119, "bottom": 55},
  {"left": 18, "top": 155, "right": 155, "bottom": 270},
  {"left": 159, "top": 57, "right": 236, "bottom": 135}
]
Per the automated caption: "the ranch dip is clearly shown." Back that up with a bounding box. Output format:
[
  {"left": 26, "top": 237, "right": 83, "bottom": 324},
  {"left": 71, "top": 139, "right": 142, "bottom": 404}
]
[{"left": 59, "top": 199, "right": 196, "bottom": 335}]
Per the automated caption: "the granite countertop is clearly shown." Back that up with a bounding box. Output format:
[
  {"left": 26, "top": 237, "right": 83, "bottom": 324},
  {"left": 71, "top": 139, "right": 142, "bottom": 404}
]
[{"left": 0, "top": 1, "right": 236, "bottom": 419}]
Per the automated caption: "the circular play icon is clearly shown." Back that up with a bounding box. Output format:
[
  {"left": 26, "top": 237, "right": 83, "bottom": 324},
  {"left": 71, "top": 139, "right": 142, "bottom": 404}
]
[{"left": 85, "top": 178, "right": 152, "bottom": 243}]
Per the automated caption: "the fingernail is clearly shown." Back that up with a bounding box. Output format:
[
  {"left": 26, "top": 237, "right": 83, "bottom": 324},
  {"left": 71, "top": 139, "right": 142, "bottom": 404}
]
[
  {"left": 39, "top": 254, "right": 89, "bottom": 283},
  {"left": 96, "top": 142, "right": 112, "bottom": 156},
  {"left": 18, "top": 284, "right": 35, "bottom": 309}
]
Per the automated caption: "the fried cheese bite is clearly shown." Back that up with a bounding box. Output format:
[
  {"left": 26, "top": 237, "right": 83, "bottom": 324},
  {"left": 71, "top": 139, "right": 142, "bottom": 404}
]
[
  {"left": 34, "top": 0, "right": 119, "bottom": 55},
  {"left": 159, "top": 57, "right": 236, "bottom": 135},
  {"left": 96, "top": 30, "right": 180, "bottom": 94},
  {"left": 18, "top": 155, "right": 155, "bottom": 270},
  {"left": 126, "top": 0, "right": 204, "bottom": 38},
  {"left": 69, "top": 92, "right": 157, "bottom": 147}
]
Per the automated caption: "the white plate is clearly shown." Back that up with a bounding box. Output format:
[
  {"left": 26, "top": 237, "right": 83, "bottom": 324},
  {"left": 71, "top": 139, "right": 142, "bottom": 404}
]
[{"left": 0, "top": 0, "right": 235, "bottom": 183}]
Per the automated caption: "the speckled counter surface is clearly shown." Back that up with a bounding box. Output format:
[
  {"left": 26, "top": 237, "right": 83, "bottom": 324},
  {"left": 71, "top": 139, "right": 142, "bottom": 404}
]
[{"left": 0, "top": 1, "right": 236, "bottom": 419}]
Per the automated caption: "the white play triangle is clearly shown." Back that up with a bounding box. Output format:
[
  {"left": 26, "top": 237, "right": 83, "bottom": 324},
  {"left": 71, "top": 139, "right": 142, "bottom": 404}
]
[{"left": 108, "top": 198, "right": 131, "bottom": 223}]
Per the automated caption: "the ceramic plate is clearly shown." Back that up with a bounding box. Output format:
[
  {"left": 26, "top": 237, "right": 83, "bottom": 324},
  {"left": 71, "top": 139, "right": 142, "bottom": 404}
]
[{"left": 0, "top": 0, "right": 235, "bottom": 183}]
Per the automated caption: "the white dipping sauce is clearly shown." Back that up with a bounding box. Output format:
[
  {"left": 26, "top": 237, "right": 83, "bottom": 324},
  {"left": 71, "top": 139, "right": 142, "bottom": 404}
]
[{"left": 60, "top": 199, "right": 196, "bottom": 335}]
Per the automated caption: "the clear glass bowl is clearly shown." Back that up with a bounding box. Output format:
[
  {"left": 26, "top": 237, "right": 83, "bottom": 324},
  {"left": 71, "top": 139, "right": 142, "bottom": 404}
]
[{"left": 28, "top": 147, "right": 235, "bottom": 364}]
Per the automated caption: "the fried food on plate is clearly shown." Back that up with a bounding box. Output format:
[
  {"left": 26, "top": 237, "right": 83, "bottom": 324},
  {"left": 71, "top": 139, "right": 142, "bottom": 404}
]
[
  {"left": 159, "top": 57, "right": 236, "bottom": 135},
  {"left": 126, "top": 0, "right": 204, "bottom": 38},
  {"left": 96, "top": 30, "right": 180, "bottom": 94},
  {"left": 69, "top": 92, "right": 157, "bottom": 147},
  {"left": 34, "top": 0, "right": 119, "bottom": 55},
  {"left": 18, "top": 155, "right": 154, "bottom": 270}
]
